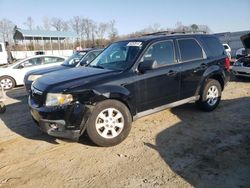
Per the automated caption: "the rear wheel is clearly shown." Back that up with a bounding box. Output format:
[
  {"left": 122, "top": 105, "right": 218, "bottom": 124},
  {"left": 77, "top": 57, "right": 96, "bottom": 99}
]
[
  {"left": 86, "top": 100, "right": 132, "bottom": 147},
  {"left": 0, "top": 76, "right": 15, "bottom": 90},
  {"left": 196, "top": 79, "right": 222, "bottom": 111}
]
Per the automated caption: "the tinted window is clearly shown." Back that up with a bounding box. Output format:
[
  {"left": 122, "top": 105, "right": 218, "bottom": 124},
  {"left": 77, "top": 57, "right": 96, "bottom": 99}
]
[
  {"left": 203, "top": 37, "right": 225, "bottom": 57},
  {"left": 178, "top": 39, "right": 203, "bottom": 62},
  {"left": 0, "top": 44, "right": 2, "bottom": 52},
  {"left": 141, "top": 40, "right": 175, "bottom": 66}
]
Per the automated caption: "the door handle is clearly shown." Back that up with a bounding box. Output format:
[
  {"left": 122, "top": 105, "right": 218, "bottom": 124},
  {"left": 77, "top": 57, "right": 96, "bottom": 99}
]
[
  {"left": 167, "top": 70, "right": 177, "bottom": 76},
  {"left": 194, "top": 63, "right": 207, "bottom": 72}
]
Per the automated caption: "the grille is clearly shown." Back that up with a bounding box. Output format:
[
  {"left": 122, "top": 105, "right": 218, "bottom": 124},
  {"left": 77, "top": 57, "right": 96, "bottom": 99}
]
[{"left": 31, "top": 86, "right": 44, "bottom": 107}]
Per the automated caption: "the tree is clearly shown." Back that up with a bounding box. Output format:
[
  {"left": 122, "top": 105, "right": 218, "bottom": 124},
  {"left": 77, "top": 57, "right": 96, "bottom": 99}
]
[
  {"left": 191, "top": 24, "right": 199, "bottom": 33},
  {"left": 70, "top": 16, "right": 81, "bottom": 35},
  {"left": 108, "top": 20, "right": 118, "bottom": 41},
  {"left": 24, "top": 16, "right": 34, "bottom": 30},
  {"left": 96, "top": 22, "right": 109, "bottom": 45},
  {"left": 0, "top": 19, "right": 15, "bottom": 43},
  {"left": 43, "top": 17, "right": 51, "bottom": 30},
  {"left": 51, "top": 17, "right": 68, "bottom": 31}
]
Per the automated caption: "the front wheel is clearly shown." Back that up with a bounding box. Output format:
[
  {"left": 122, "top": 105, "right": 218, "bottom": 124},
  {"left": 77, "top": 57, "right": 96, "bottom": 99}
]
[
  {"left": 196, "top": 79, "right": 222, "bottom": 111},
  {"left": 86, "top": 100, "right": 132, "bottom": 147},
  {"left": 0, "top": 76, "right": 16, "bottom": 90}
]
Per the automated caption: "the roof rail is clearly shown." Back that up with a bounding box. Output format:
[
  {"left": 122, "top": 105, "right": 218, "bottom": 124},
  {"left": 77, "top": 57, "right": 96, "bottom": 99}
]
[{"left": 142, "top": 30, "right": 207, "bottom": 36}]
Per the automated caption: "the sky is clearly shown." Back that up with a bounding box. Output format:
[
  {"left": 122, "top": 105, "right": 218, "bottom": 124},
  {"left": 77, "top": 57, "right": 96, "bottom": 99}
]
[{"left": 0, "top": 0, "right": 249, "bottom": 34}]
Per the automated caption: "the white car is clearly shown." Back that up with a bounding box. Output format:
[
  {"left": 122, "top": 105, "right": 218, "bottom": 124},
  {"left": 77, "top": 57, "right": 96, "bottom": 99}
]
[
  {"left": 232, "top": 33, "right": 250, "bottom": 78},
  {"left": 0, "top": 55, "right": 65, "bottom": 90}
]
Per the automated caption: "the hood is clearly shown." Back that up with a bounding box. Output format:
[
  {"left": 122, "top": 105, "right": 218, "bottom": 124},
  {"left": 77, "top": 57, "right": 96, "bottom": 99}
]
[
  {"left": 33, "top": 67, "right": 118, "bottom": 92},
  {"left": 240, "top": 33, "right": 250, "bottom": 49},
  {"left": 27, "top": 65, "right": 69, "bottom": 75}
]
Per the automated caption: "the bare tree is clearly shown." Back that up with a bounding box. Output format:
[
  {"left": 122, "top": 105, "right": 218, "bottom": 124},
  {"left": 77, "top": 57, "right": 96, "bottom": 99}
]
[
  {"left": 51, "top": 17, "right": 63, "bottom": 31},
  {"left": 96, "top": 22, "right": 109, "bottom": 44},
  {"left": 43, "top": 17, "right": 51, "bottom": 30},
  {"left": 70, "top": 16, "right": 81, "bottom": 35},
  {"left": 108, "top": 20, "right": 118, "bottom": 41},
  {"left": 24, "top": 16, "right": 34, "bottom": 30},
  {"left": 0, "top": 19, "right": 15, "bottom": 43}
]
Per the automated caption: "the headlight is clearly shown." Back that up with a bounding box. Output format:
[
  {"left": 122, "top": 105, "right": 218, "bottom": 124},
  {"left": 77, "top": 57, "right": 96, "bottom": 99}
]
[
  {"left": 28, "top": 75, "right": 42, "bottom": 81},
  {"left": 45, "top": 93, "right": 73, "bottom": 106}
]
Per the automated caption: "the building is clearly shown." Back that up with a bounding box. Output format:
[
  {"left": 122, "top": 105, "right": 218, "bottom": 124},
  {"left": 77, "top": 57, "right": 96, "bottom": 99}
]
[{"left": 214, "top": 30, "right": 250, "bottom": 57}]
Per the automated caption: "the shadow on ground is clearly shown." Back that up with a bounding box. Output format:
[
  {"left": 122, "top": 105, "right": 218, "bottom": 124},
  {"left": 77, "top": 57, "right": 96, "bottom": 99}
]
[{"left": 145, "top": 97, "right": 250, "bottom": 188}]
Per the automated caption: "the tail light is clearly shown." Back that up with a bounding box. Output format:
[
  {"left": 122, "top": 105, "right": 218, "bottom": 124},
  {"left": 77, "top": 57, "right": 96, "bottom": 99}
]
[{"left": 225, "top": 57, "right": 230, "bottom": 71}]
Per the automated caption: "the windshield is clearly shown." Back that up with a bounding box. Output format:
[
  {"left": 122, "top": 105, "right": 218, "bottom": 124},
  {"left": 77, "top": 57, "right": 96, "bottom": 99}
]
[
  {"left": 62, "top": 51, "right": 87, "bottom": 67},
  {"left": 88, "top": 41, "right": 143, "bottom": 71}
]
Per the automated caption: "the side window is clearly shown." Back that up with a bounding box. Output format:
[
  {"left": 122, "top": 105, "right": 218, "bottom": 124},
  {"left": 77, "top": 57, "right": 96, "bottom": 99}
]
[
  {"left": 202, "top": 37, "right": 225, "bottom": 57},
  {"left": 178, "top": 39, "right": 204, "bottom": 62},
  {"left": 141, "top": 40, "right": 175, "bottom": 66},
  {"left": 20, "top": 57, "right": 43, "bottom": 68},
  {"left": 0, "top": 44, "right": 2, "bottom": 52},
  {"left": 84, "top": 52, "right": 96, "bottom": 63},
  {"left": 44, "top": 57, "right": 61, "bottom": 64}
]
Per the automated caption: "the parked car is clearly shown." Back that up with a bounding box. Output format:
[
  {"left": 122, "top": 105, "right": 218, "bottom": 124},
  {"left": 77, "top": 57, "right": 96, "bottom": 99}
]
[
  {"left": 0, "top": 55, "right": 65, "bottom": 90},
  {"left": 24, "top": 48, "right": 102, "bottom": 92},
  {"left": 223, "top": 43, "right": 231, "bottom": 60},
  {"left": 236, "top": 47, "right": 247, "bottom": 59},
  {"left": 232, "top": 33, "right": 250, "bottom": 78},
  {"left": 29, "top": 33, "right": 230, "bottom": 147}
]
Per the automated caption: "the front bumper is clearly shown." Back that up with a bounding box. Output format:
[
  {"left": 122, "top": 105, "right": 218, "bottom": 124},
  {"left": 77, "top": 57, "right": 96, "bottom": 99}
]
[
  {"left": 29, "top": 96, "right": 90, "bottom": 140},
  {"left": 232, "top": 66, "right": 250, "bottom": 77}
]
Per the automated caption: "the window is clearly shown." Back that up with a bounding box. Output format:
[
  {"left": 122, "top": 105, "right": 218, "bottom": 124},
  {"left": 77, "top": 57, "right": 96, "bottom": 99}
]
[
  {"left": 0, "top": 44, "right": 2, "bottom": 52},
  {"left": 178, "top": 39, "right": 204, "bottom": 62},
  {"left": 89, "top": 41, "right": 143, "bottom": 71},
  {"left": 84, "top": 52, "right": 97, "bottom": 63},
  {"left": 203, "top": 37, "right": 225, "bottom": 57},
  {"left": 44, "top": 57, "right": 63, "bottom": 64},
  {"left": 141, "top": 40, "right": 175, "bottom": 66},
  {"left": 17, "top": 57, "right": 43, "bottom": 68}
]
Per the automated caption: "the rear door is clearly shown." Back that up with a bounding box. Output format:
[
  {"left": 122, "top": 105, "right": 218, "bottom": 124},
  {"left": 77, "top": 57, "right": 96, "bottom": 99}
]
[
  {"left": 135, "top": 40, "right": 181, "bottom": 112},
  {"left": 177, "top": 38, "right": 208, "bottom": 99}
]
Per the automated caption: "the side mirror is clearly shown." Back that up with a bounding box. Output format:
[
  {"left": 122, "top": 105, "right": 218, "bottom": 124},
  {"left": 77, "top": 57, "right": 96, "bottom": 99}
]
[
  {"left": 138, "top": 60, "right": 157, "bottom": 73},
  {"left": 79, "top": 60, "right": 88, "bottom": 66}
]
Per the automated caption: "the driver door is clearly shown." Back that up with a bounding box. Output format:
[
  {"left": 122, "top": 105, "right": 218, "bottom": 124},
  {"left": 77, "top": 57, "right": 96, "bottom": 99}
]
[{"left": 134, "top": 40, "right": 181, "bottom": 112}]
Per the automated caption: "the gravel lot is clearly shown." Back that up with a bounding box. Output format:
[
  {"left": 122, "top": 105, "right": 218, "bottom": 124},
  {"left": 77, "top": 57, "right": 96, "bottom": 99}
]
[{"left": 0, "top": 76, "right": 250, "bottom": 188}]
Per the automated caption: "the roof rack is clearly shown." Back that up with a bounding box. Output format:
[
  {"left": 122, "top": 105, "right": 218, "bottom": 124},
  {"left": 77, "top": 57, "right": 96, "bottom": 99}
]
[{"left": 142, "top": 30, "right": 207, "bottom": 36}]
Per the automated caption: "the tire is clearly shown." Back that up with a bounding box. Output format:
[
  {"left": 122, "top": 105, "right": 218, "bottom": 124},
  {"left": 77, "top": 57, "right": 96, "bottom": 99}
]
[
  {"left": 0, "top": 102, "right": 6, "bottom": 113},
  {"left": 0, "top": 76, "right": 16, "bottom": 90},
  {"left": 196, "top": 79, "right": 222, "bottom": 112},
  {"left": 86, "top": 100, "right": 132, "bottom": 147}
]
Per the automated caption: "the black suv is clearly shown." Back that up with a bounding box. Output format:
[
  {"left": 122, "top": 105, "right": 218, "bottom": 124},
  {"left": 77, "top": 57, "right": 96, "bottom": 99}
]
[{"left": 29, "top": 34, "right": 230, "bottom": 146}]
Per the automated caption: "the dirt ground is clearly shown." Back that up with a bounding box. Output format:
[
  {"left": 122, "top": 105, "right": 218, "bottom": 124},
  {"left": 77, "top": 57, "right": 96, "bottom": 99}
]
[{"left": 0, "top": 77, "right": 250, "bottom": 188}]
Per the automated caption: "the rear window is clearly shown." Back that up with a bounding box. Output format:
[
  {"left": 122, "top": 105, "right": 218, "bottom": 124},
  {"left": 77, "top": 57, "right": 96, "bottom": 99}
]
[
  {"left": 202, "top": 37, "right": 224, "bottom": 57},
  {"left": 178, "top": 38, "right": 204, "bottom": 62}
]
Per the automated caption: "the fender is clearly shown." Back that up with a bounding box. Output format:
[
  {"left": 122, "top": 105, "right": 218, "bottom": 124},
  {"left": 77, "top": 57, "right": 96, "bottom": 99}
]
[
  {"left": 91, "top": 84, "right": 136, "bottom": 116},
  {"left": 195, "top": 65, "right": 226, "bottom": 96}
]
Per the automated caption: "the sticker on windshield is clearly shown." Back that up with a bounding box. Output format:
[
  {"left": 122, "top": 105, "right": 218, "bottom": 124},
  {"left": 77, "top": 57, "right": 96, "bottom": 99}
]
[{"left": 127, "top": 42, "right": 142, "bottom": 47}]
